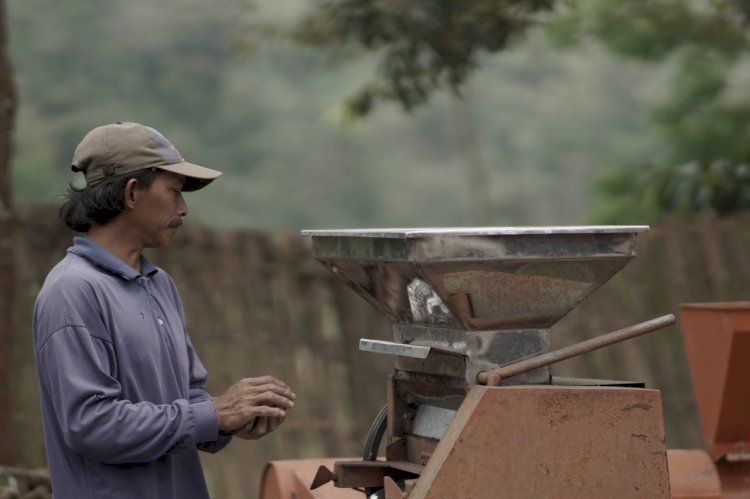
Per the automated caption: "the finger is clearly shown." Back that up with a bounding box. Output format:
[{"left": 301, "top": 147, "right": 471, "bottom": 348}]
[
  {"left": 226, "top": 406, "right": 282, "bottom": 430},
  {"left": 246, "top": 406, "right": 286, "bottom": 419},
  {"left": 241, "top": 417, "right": 257, "bottom": 432},
  {"left": 248, "top": 416, "right": 269, "bottom": 439},
  {"left": 232, "top": 417, "right": 257, "bottom": 437},
  {"left": 245, "top": 379, "right": 296, "bottom": 400},
  {"left": 235, "top": 414, "right": 270, "bottom": 439},
  {"left": 256, "top": 416, "right": 268, "bottom": 433},
  {"left": 253, "top": 383, "right": 296, "bottom": 401},
  {"left": 233, "top": 426, "right": 254, "bottom": 440},
  {"left": 240, "top": 383, "right": 296, "bottom": 402},
  {"left": 242, "top": 376, "right": 289, "bottom": 390},
  {"left": 249, "top": 391, "right": 296, "bottom": 409}
]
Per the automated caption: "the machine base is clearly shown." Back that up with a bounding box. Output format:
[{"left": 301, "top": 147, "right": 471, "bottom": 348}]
[{"left": 408, "top": 385, "right": 671, "bottom": 499}]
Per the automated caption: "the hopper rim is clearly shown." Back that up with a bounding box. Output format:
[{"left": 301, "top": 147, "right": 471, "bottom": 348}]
[{"left": 301, "top": 226, "right": 650, "bottom": 239}]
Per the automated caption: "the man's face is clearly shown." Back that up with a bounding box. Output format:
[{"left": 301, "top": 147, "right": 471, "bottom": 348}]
[{"left": 131, "top": 171, "right": 188, "bottom": 248}]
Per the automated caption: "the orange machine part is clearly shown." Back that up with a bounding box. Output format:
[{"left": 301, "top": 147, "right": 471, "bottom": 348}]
[
  {"left": 680, "top": 303, "right": 750, "bottom": 461},
  {"left": 259, "top": 459, "right": 362, "bottom": 499},
  {"left": 667, "top": 449, "right": 721, "bottom": 498}
]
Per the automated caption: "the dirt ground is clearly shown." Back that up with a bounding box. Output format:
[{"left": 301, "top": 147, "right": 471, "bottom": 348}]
[{"left": 0, "top": 467, "right": 51, "bottom": 499}]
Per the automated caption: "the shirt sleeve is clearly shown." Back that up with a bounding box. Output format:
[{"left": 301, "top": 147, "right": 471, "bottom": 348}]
[
  {"left": 185, "top": 334, "right": 233, "bottom": 454},
  {"left": 35, "top": 325, "right": 220, "bottom": 465}
]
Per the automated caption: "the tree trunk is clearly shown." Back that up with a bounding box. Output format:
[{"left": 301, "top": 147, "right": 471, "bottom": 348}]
[
  {"left": 451, "top": 92, "right": 491, "bottom": 225},
  {"left": 0, "top": 0, "right": 18, "bottom": 466}
]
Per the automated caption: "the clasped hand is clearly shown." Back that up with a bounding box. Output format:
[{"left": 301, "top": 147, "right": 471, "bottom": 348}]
[{"left": 212, "top": 375, "right": 295, "bottom": 440}]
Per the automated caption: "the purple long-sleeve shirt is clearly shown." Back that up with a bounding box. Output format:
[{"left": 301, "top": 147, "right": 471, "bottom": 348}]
[{"left": 33, "top": 237, "right": 231, "bottom": 499}]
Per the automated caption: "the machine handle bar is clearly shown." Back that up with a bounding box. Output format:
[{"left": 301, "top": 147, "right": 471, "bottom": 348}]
[{"left": 477, "top": 314, "right": 676, "bottom": 386}]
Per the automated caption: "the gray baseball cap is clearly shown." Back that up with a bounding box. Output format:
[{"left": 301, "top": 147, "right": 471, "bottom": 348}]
[{"left": 71, "top": 122, "right": 222, "bottom": 191}]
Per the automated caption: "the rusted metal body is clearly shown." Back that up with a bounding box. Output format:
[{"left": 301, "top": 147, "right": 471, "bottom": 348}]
[
  {"left": 410, "top": 385, "right": 670, "bottom": 499},
  {"left": 670, "top": 303, "right": 750, "bottom": 498},
  {"left": 261, "top": 226, "right": 680, "bottom": 498},
  {"left": 680, "top": 303, "right": 750, "bottom": 462},
  {"left": 666, "top": 450, "right": 721, "bottom": 499}
]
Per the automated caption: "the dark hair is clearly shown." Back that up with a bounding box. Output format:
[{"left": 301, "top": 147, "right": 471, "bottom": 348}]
[{"left": 59, "top": 169, "right": 160, "bottom": 232}]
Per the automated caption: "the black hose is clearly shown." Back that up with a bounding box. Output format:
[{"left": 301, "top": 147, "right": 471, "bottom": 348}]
[
  {"left": 362, "top": 404, "right": 389, "bottom": 497},
  {"left": 362, "top": 404, "right": 388, "bottom": 461}
]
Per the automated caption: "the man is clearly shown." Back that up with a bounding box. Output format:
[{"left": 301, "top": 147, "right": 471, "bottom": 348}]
[{"left": 32, "top": 122, "right": 296, "bottom": 499}]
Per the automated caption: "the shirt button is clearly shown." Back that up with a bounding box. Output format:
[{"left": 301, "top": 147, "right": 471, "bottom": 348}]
[{"left": 157, "top": 318, "right": 164, "bottom": 326}]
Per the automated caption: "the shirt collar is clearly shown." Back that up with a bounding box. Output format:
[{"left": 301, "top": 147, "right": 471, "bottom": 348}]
[{"left": 68, "top": 237, "right": 159, "bottom": 281}]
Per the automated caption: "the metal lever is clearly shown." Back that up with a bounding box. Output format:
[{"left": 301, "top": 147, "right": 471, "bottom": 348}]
[
  {"left": 477, "top": 314, "right": 676, "bottom": 386},
  {"left": 359, "top": 339, "right": 431, "bottom": 359}
]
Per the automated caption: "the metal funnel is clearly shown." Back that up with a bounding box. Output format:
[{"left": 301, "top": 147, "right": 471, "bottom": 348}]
[{"left": 302, "top": 227, "right": 649, "bottom": 331}]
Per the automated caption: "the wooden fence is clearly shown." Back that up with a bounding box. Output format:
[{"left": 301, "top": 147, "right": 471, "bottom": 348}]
[{"left": 7, "top": 208, "right": 750, "bottom": 497}]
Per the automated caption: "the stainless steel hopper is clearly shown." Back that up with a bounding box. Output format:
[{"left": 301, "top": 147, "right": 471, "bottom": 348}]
[{"left": 302, "top": 226, "right": 649, "bottom": 331}]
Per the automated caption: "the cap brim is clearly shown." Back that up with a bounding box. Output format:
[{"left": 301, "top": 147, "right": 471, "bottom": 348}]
[{"left": 157, "top": 161, "right": 223, "bottom": 192}]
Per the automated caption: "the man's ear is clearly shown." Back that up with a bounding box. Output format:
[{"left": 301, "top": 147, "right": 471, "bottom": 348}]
[{"left": 124, "top": 178, "right": 139, "bottom": 209}]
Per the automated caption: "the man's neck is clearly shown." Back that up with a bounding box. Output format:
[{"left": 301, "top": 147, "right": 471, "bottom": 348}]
[{"left": 87, "top": 221, "right": 144, "bottom": 273}]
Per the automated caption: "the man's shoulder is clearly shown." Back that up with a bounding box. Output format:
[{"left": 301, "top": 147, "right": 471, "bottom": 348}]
[
  {"left": 43, "top": 252, "right": 107, "bottom": 289},
  {"left": 36, "top": 253, "right": 117, "bottom": 312},
  {"left": 33, "top": 253, "right": 106, "bottom": 345}
]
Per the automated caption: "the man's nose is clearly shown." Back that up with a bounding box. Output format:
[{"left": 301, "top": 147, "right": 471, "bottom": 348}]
[{"left": 178, "top": 194, "right": 188, "bottom": 217}]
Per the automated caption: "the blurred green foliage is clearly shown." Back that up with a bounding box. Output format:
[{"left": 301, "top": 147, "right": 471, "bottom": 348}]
[
  {"left": 7, "top": 0, "right": 703, "bottom": 229},
  {"left": 290, "top": 0, "right": 556, "bottom": 117},
  {"left": 550, "top": 0, "right": 750, "bottom": 222}
]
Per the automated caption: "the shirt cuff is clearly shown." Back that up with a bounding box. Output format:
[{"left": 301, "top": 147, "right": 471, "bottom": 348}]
[{"left": 191, "top": 399, "right": 220, "bottom": 444}]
